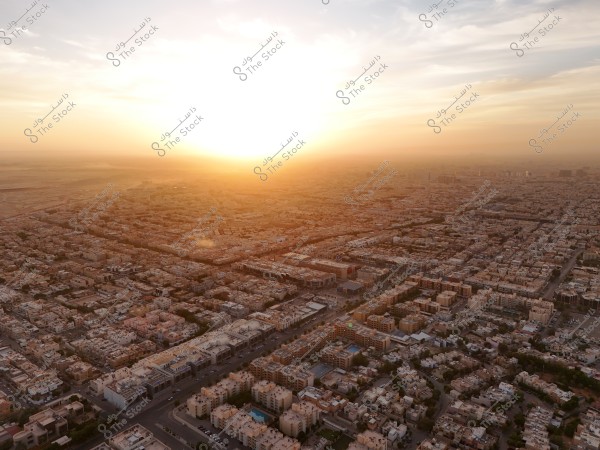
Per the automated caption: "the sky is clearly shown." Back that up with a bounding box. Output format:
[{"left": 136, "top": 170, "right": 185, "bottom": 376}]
[{"left": 0, "top": 0, "right": 599, "bottom": 166}]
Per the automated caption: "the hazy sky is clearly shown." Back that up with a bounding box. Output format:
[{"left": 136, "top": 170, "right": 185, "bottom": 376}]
[{"left": 1, "top": 0, "right": 598, "bottom": 165}]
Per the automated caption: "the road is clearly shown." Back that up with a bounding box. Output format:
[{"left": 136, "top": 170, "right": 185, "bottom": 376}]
[
  {"left": 542, "top": 248, "right": 584, "bottom": 300},
  {"left": 71, "top": 308, "right": 340, "bottom": 450}
]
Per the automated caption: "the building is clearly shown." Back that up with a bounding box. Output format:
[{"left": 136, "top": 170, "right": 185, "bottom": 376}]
[
  {"left": 104, "top": 424, "right": 169, "bottom": 450},
  {"left": 210, "top": 404, "right": 239, "bottom": 429},
  {"left": 279, "top": 401, "right": 321, "bottom": 437},
  {"left": 334, "top": 321, "right": 391, "bottom": 352},
  {"left": 13, "top": 401, "right": 84, "bottom": 449},
  {"left": 349, "top": 431, "right": 388, "bottom": 450},
  {"left": 251, "top": 380, "right": 293, "bottom": 412},
  {"left": 572, "top": 407, "right": 600, "bottom": 450},
  {"left": 187, "top": 371, "right": 255, "bottom": 418},
  {"left": 367, "top": 315, "right": 395, "bottom": 333},
  {"left": 522, "top": 406, "right": 553, "bottom": 450},
  {"left": 320, "top": 343, "right": 354, "bottom": 370},
  {"left": 399, "top": 314, "right": 426, "bottom": 334}
]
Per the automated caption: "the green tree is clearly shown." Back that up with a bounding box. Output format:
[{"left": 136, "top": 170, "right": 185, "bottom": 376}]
[
  {"left": 514, "top": 413, "right": 525, "bottom": 427},
  {"left": 352, "top": 353, "right": 369, "bottom": 367}
]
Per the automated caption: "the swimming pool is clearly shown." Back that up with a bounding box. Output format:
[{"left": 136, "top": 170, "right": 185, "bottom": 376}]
[
  {"left": 347, "top": 344, "right": 361, "bottom": 353},
  {"left": 249, "top": 408, "right": 269, "bottom": 423}
]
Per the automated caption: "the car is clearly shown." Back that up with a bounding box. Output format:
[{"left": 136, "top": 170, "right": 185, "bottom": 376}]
[{"left": 168, "top": 397, "right": 174, "bottom": 401}]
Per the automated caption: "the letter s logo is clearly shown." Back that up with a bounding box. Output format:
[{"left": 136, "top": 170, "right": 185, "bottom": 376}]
[
  {"left": 151, "top": 142, "right": 165, "bottom": 156},
  {"left": 233, "top": 66, "right": 247, "bottom": 81},
  {"left": 0, "top": 30, "right": 12, "bottom": 45},
  {"left": 336, "top": 90, "right": 351, "bottom": 105},
  {"left": 510, "top": 42, "right": 524, "bottom": 58},
  {"left": 253, "top": 166, "right": 268, "bottom": 181},
  {"left": 106, "top": 52, "right": 121, "bottom": 67},
  {"left": 427, "top": 119, "right": 442, "bottom": 134},
  {"left": 529, "top": 138, "right": 543, "bottom": 153},
  {"left": 419, "top": 14, "right": 434, "bottom": 28},
  {"left": 24, "top": 128, "right": 38, "bottom": 143}
]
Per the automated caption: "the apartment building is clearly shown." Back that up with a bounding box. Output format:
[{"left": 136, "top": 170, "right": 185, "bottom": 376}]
[
  {"left": 251, "top": 380, "right": 293, "bottom": 412},
  {"left": 279, "top": 401, "right": 321, "bottom": 437}
]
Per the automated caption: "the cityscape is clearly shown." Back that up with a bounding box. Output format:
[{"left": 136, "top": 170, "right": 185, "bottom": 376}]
[
  {"left": 0, "top": 165, "right": 599, "bottom": 450},
  {"left": 1, "top": 0, "right": 600, "bottom": 449}
]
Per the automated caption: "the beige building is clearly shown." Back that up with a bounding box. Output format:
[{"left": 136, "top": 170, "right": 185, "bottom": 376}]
[
  {"left": 349, "top": 430, "right": 388, "bottom": 450},
  {"left": 399, "top": 314, "right": 426, "bottom": 334},
  {"left": 255, "top": 426, "right": 301, "bottom": 450},
  {"left": 320, "top": 343, "right": 354, "bottom": 370},
  {"left": 279, "top": 401, "right": 320, "bottom": 437},
  {"left": 211, "top": 404, "right": 239, "bottom": 429},
  {"left": 106, "top": 424, "right": 169, "bottom": 450},
  {"left": 251, "top": 380, "right": 293, "bottom": 412},
  {"left": 13, "top": 401, "right": 84, "bottom": 449},
  {"left": 187, "top": 370, "right": 255, "bottom": 418},
  {"left": 436, "top": 291, "right": 457, "bottom": 308},
  {"left": 367, "top": 315, "right": 396, "bottom": 333}
]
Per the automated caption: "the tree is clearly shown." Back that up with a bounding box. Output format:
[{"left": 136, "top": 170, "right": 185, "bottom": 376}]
[
  {"left": 417, "top": 417, "right": 434, "bottom": 432},
  {"left": 353, "top": 353, "right": 369, "bottom": 367},
  {"left": 514, "top": 413, "right": 525, "bottom": 427},
  {"left": 69, "top": 421, "right": 99, "bottom": 443},
  {"left": 564, "top": 418, "right": 580, "bottom": 437},
  {"left": 563, "top": 396, "right": 579, "bottom": 412}
]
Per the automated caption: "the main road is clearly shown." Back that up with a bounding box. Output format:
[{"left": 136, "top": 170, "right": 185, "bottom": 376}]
[{"left": 71, "top": 308, "right": 340, "bottom": 450}]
